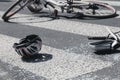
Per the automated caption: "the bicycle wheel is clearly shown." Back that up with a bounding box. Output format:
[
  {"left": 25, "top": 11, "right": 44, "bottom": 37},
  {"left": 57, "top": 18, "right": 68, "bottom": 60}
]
[
  {"left": 74, "top": 1, "right": 116, "bottom": 18},
  {"left": 2, "top": 0, "right": 30, "bottom": 22}
]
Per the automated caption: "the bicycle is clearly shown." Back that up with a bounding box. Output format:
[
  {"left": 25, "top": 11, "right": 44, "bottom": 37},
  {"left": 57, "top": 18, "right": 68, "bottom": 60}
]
[
  {"left": 2, "top": 0, "right": 117, "bottom": 22},
  {"left": 88, "top": 27, "right": 120, "bottom": 51}
]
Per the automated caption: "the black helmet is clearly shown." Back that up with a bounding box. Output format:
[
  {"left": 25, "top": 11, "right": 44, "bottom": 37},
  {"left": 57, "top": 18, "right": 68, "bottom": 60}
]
[{"left": 13, "top": 34, "right": 42, "bottom": 57}]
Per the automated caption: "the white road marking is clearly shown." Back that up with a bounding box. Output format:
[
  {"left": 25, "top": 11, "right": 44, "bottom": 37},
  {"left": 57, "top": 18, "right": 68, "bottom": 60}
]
[
  {"left": 0, "top": 4, "right": 118, "bottom": 79},
  {"left": 75, "top": 0, "right": 120, "bottom": 6},
  {"left": 0, "top": 11, "right": 120, "bottom": 37},
  {"left": 0, "top": 0, "right": 119, "bottom": 79},
  {"left": 0, "top": 71, "right": 8, "bottom": 77},
  {"left": 97, "top": 1, "right": 120, "bottom": 6},
  {"left": 116, "top": 11, "right": 120, "bottom": 18},
  {"left": 0, "top": 34, "right": 112, "bottom": 80}
]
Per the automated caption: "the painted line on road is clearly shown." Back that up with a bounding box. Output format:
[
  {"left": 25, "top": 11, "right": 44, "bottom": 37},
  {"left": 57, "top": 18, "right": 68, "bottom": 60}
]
[
  {"left": 116, "top": 11, "right": 120, "bottom": 18},
  {"left": 0, "top": 34, "right": 112, "bottom": 80},
  {"left": 98, "top": 1, "right": 120, "bottom": 6},
  {"left": 0, "top": 11, "right": 120, "bottom": 37}
]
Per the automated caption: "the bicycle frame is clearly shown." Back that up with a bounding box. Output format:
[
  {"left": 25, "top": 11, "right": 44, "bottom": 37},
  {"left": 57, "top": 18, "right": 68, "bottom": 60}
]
[
  {"left": 38, "top": 0, "right": 89, "bottom": 12},
  {"left": 27, "top": 0, "right": 116, "bottom": 17},
  {"left": 88, "top": 27, "right": 120, "bottom": 50},
  {"left": 2, "top": 0, "right": 116, "bottom": 22}
]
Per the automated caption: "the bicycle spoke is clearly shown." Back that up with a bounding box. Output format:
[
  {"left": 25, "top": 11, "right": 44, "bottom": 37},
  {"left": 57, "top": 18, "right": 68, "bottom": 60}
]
[
  {"left": 2, "top": 0, "right": 30, "bottom": 21},
  {"left": 79, "top": 2, "right": 116, "bottom": 18}
]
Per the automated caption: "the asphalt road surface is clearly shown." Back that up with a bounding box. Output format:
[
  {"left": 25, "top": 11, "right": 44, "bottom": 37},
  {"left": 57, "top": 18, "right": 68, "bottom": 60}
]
[{"left": 0, "top": 0, "right": 120, "bottom": 80}]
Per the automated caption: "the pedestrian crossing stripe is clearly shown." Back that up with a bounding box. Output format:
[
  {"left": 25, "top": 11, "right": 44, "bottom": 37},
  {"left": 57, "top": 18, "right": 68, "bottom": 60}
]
[
  {"left": 116, "top": 11, "right": 120, "bottom": 18},
  {"left": 99, "top": 1, "right": 120, "bottom": 6},
  {"left": 0, "top": 3, "right": 119, "bottom": 79},
  {"left": 0, "top": 11, "right": 120, "bottom": 37},
  {"left": 0, "top": 34, "right": 112, "bottom": 80},
  {"left": 77, "top": 0, "right": 120, "bottom": 7}
]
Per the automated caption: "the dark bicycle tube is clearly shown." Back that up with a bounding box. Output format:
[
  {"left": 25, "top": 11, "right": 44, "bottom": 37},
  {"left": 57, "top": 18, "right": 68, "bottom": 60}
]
[
  {"left": 2, "top": 0, "right": 30, "bottom": 22},
  {"left": 88, "top": 36, "right": 107, "bottom": 40}
]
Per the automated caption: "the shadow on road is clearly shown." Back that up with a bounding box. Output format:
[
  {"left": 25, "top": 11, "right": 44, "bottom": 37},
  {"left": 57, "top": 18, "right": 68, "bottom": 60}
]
[
  {"left": 94, "top": 50, "right": 120, "bottom": 55},
  {"left": 21, "top": 53, "right": 53, "bottom": 63},
  {"left": 6, "top": 11, "right": 119, "bottom": 23}
]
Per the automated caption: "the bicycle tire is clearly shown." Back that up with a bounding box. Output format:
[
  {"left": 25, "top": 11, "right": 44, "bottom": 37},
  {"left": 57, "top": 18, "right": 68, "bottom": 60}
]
[
  {"left": 74, "top": 1, "right": 116, "bottom": 18},
  {"left": 2, "top": 0, "right": 30, "bottom": 22}
]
